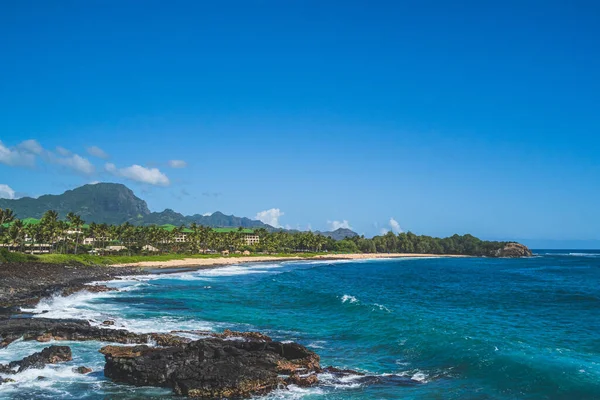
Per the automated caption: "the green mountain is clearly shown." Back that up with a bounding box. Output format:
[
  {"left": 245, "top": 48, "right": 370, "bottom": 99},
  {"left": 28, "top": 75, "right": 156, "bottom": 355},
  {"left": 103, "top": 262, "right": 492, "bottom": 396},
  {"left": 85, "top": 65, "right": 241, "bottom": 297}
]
[
  {"left": 316, "top": 228, "right": 359, "bottom": 241},
  {"left": 0, "top": 183, "right": 150, "bottom": 225},
  {"left": 0, "top": 183, "right": 359, "bottom": 239}
]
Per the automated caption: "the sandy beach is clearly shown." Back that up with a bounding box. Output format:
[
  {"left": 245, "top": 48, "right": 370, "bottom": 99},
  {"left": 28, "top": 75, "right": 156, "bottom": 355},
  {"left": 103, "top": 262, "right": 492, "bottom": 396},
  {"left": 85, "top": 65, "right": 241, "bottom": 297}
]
[{"left": 114, "top": 253, "right": 468, "bottom": 269}]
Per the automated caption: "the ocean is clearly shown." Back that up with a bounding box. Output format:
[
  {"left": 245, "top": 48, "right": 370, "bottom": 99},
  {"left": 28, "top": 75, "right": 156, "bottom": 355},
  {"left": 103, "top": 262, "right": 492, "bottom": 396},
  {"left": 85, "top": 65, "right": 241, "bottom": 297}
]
[{"left": 1, "top": 251, "right": 600, "bottom": 399}]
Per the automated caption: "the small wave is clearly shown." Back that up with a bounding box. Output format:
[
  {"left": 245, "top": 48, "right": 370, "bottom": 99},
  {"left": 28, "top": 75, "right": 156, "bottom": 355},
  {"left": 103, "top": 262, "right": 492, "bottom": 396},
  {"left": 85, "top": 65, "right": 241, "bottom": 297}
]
[
  {"left": 307, "top": 341, "right": 327, "bottom": 349},
  {"left": 341, "top": 294, "right": 359, "bottom": 304},
  {"left": 372, "top": 303, "right": 392, "bottom": 313},
  {"left": 22, "top": 287, "right": 216, "bottom": 335},
  {"left": 537, "top": 252, "right": 600, "bottom": 257}
]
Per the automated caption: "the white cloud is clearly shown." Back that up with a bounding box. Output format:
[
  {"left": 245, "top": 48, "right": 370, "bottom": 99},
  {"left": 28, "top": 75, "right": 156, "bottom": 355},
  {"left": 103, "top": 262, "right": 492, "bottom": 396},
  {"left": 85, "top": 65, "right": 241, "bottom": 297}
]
[
  {"left": 255, "top": 208, "right": 284, "bottom": 227},
  {"left": 105, "top": 163, "right": 170, "bottom": 186},
  {"left": 54, "top": 154, "right": 95, "bottom": 175},
  {"left": 168, "top": 160, "right": 187, "bottom": 168},
  {"left": 18, "top": 139, "right": 44, "bottom": 155},
  {"left": 379, "top": 218, "right": 403, "bottom": 235},
  {"left": 389, "top": 217, "right": 402, "bottom": 233},
  {"left": 87, "top": 146, "right": 109, "bottom": 159},
  {"left": 0, "top": 140, "right": 36, "bottom": 167},
  {"left": 0, "top": 184, "right": 16, "bottom": 199},
  {"left": 56, "top": 146, "right": 71, "bottom": 156},
  {"left": 0, "top": 139, "right": 95, "bottom": 175},
  {"left": 327, "top": 220, "right": 352, "bottom": 230},
  {"left": 89, "top": 181, "right": 100, "bottom": 185},
  {"left": 202, "top": 212, "right": 212, "bottom": 216}
]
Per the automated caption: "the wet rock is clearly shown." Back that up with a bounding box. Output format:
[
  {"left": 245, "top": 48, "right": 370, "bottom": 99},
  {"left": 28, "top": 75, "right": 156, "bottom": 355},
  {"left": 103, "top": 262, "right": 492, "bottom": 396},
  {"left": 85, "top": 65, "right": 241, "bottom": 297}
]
[
  {"left": 101, "top": 337, "right": 320, "bottom": 398},
  {"left": 0, "top": 345, "right": 72, "bottom": 374},
  {"left": 61, "top": 284, "right": 116, "bottom": 297},
  {"left": 1, "top": 378, "right": 15, "bottom": 384},
  {"left": 102, "top": 320, "right": 115, "bottom": 326},
  {"left": 212, "top": 329, "right": 272, "bottom": 342},
  {"left": 0, "top": 318, "right": 189, "bottom": 349},
  {"left": 0, "top": 262, "right": 139, "bottom": 308},
  {"left": 286, "top": 373, "right": 319, "bottom": 387},
  {"left": 73, "top": 366, "right": 93, "bottom": 374},
  {"left": 323, "top": 366, "right": 366, "bottom": 375}
]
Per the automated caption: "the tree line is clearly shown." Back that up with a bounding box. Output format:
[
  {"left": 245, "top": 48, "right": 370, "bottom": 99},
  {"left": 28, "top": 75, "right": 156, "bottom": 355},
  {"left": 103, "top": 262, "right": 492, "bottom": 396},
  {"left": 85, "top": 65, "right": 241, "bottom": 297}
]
[{"left": 0, "top": 208, "right": 509, "bottom": 256}]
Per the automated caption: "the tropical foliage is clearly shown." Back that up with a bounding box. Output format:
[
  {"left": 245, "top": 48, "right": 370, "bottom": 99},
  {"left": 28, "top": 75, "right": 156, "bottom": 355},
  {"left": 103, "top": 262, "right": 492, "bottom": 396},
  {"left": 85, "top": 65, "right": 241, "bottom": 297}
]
[{"left": 0, "top": 207, "right": 510, "bottom": 257}]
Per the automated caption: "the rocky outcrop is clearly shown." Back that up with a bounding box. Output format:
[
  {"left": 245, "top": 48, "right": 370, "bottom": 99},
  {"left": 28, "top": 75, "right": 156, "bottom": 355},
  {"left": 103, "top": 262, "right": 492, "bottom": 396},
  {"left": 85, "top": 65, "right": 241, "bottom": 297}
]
[
  {"left": 0, "top": 345, "right": 72, "bottom": 374},
  {"left": 492, "top": 243, "right": 533, "bottom": 258},
  {"left": 100, "top": 337, "right": 320, "bottom": 398},
  {"left": 0, "top": 318, "right": 190, "bottom": 349},
  {"left": 73, "top": 366, "right": 92, "bottom": 374},
  {"left": 0, "top": 262, "right": 139, "bottom": 308},
  {"left": 61, "top": 284, "right": 116, "bottom": 297}
]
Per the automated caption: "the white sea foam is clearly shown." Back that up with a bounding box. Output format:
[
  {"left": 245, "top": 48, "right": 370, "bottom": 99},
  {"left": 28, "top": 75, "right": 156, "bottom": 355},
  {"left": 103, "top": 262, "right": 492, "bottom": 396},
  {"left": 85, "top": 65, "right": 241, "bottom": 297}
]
[
  {"left": 397, "top": 369, "right": 430, "bottom": 383},
  {"left": 373, "top": 303, "right": 392, "bottom": 313},
  {"left": 23, "top": 285, "right": 216, "bottom": 335},
  {"left": 307, "top": 340, "right": 327, "bottom": 349},
  {"left": 341, "top": 294, "right": 359, "bottom": 304}
]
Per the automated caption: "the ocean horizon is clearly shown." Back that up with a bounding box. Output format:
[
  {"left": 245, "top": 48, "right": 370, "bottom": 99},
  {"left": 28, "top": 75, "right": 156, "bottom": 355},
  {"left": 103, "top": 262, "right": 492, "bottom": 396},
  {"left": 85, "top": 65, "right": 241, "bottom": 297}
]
[{"left": 1, "top": 250, "right": 599, "bottom": 399}]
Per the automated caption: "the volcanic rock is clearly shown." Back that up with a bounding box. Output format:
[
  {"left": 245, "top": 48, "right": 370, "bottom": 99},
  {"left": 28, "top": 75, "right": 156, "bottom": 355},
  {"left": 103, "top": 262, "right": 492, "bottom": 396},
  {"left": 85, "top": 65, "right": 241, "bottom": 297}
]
[
  {"left": 73, "top": 366, "right": 93, "bottom": 374},
  {"left": 0, "top": 345, "right": 72, "bottom": 374},
  {"left": 0, "top": 318, "right": 189, "bottom": 349},
  {"left": 101, "top": 337, "right": 320, "bottom": 398}
]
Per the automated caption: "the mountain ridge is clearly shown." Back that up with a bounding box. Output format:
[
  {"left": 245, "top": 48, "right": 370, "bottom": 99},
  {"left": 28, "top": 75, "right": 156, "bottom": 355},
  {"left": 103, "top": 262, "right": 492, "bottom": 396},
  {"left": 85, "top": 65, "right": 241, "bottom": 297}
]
[{"left": 0, "top": 183, "right": 358, "bottom": 240}]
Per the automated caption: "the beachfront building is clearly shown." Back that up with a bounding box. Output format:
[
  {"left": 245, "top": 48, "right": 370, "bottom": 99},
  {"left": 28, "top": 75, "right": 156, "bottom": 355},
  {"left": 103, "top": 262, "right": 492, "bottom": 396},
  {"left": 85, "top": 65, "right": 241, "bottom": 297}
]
[
  {"left": 211, "top": 228, "right": 260, "bottom": 246},
  {"left": 0, "top": 242, "right": 53, "bottom": 254}
]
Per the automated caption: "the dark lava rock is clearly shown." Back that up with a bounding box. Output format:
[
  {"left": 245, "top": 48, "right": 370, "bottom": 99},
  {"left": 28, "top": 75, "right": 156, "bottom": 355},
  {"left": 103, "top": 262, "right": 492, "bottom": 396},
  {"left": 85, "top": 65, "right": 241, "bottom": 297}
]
[
  {"left": 100, "top": 337, "right": 320, "bottom": 398},
  {"left": 0, "top": 318, "right": 189, "bottom": 349},
  {"left": 62, "top": 284, "right": 116, "bottom": 297},
  {"left": 73, "top": 366, "right": 92, "bottom": 374},
  {"left": 102, "top": 320, "right": 115, "bottom": 326},
  {"left": 0, "top": 345, "right": 72, "bottom": 374},
  {"left": 492, "top": 243, "right": 533, "bottom": 258},
  {"left": 0, "top": 262, "right": 139, "bottom": 308},
  {"left": 286, "top": 373, "right": 319, "bottom": 387}
]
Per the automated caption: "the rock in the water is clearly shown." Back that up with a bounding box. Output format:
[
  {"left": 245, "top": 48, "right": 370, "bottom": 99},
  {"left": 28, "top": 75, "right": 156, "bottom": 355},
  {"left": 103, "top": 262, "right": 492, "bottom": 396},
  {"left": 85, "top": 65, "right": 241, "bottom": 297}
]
[
  {"left": 286, "top": 373, "right": 319, "bottom": 387},
  {"left": 0, "top": 345, "right": 72, "bottom": 374},
  {"left": 0, "top": 318, "right": 189, "bottom": 349},
  {"left": 492, "top": 243, "right": 533, "bottom": 258},
  {"left": 101, "top": 337, "right": 320, "bottom": 398},
  {"left": 73, "top": 366, "right": 93, "bottom": 374},
  {"left": 102, "top": 320, "right": 115, "bottom": 326}
]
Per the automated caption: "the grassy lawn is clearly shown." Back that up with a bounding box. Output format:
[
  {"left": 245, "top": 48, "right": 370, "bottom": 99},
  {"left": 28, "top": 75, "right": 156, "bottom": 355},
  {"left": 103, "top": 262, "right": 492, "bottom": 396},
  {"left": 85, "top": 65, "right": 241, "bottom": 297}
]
[{"left": 34, "top": 252, "right": 332, "bottom": 266}]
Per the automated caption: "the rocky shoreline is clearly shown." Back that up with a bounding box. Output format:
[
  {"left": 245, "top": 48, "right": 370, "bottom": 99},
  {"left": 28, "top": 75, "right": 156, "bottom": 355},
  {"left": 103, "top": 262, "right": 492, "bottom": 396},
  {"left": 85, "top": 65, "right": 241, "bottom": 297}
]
[
  {"left": 0, "top": 262, "right": 140, "bottom": 312},
  {"left": 0, "top": 262, "right": 366, "bottom": 397},
  {"left": 2, "top": 253, "right": 534, "bottom": 397}
]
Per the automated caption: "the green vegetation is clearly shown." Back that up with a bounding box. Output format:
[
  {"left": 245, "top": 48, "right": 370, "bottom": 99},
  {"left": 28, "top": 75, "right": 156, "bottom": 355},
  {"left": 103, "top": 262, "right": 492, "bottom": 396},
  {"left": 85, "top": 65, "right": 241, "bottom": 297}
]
[
  {"left": 0, "top": 183, "right": 354, "bottom": 241},
  {"left": 0, "top": 248, "right": 38, "bottom": 263},
  {"left": 1, "top": 206, "right": 512, "bottom": 264}
]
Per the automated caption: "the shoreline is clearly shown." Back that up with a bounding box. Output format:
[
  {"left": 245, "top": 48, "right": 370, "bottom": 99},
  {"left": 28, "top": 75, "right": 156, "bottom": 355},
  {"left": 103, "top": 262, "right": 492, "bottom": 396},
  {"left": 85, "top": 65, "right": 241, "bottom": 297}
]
[{"left": 115, "top": 253, "right": 469, "bottom": 269}]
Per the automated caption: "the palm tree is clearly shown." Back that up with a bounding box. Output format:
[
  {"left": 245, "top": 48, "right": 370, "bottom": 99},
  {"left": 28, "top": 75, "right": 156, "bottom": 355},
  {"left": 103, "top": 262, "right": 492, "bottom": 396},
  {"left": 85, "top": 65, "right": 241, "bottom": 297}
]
[
  {"left": 66, "top": 212, "right": 85, "bottom": 254},
  {"left": 40, "top": 210, "right": 60, "bottom": 253},
  {"left": 8, "top": 219, "right": 25, "bottom": 252},
  {"left": 0, "top": 208, "right": 15, "bottom": 225}
]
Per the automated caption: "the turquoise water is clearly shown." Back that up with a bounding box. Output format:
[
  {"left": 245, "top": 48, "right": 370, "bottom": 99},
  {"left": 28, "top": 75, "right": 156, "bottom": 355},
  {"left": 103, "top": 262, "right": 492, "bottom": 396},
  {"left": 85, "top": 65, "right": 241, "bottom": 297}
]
[{"left": 2, "top": 252, "right": 600, "bottom": 399}]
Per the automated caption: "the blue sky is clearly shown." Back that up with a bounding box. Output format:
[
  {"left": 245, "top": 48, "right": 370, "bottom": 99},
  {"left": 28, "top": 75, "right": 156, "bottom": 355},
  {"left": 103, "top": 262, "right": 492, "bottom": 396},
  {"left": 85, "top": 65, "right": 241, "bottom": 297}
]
[{"left": 1, "top": 1, "right": 599, "bottom": 247}]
